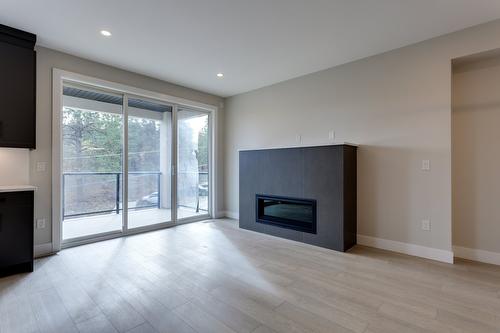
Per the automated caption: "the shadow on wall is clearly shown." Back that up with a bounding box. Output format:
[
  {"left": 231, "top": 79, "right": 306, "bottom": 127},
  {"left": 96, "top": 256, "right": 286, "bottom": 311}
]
[
  {"left": 452, "top": 49, "right": 500, "bottom": 255},
  {"left": 452, "top": 101, "right": 500, "bottom": 252},
  {"left": 451, "top": 104, "right": 479, "bottom": 252}
]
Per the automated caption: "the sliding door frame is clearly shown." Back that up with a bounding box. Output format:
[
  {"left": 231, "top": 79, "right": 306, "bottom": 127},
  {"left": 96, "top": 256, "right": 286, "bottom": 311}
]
[
  {"left": 52, "top": 69, "right": 218, "bottom": 251},
  {"left": 124, "top": 93, "right": 175, "bottom": 233}
]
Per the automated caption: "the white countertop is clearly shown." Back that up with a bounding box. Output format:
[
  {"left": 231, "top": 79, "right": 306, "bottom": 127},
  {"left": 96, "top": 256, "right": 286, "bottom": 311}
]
[
  {"left": 0, "top": 185, "right": 37, "bottom": 193},
  {"left": 238, "top": 142, "right": 358, "bottom": 152}
]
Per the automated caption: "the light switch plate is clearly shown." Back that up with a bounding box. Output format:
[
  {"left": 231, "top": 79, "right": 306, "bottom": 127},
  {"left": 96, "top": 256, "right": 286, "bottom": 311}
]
[
  {"left": 421, "top": 219, "right": 431, "bottom": 231},
  {"left": 36, "top": 219, "right": 46, "bottom": 229},
  {"left": 421, "top": 160, "right": 430, "bottom": 171},
  {"left": 36, "top": 162, "right": 47, "bottom": 172},
  {"left": 328, "top": 130, "right": 335, "bottom": 142}
]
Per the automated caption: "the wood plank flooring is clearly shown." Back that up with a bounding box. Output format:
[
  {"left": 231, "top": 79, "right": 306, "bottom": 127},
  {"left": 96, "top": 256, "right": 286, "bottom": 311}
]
[{"left": 1, "top": 218, "right": 500, "bottom": 333}]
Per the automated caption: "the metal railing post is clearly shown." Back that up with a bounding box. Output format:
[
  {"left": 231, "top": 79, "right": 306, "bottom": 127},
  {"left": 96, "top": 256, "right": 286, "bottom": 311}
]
[
  {"left": 62, "top": 174, "right": 66, "bottom": 219},
  {"left": 157, "top": 173, "right": 161, "bottom": 209},
  {"left": 116, "top": 173, "right": 120, "bottom": 214}
]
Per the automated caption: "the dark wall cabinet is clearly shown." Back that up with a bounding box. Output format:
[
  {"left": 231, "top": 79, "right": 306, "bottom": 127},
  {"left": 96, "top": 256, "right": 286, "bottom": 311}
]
[
  {"left": 0, "top": 24, "right": 36, "bottom": 149},
  {"left": 0, "top": 191, "right": 34, "bottom": 276}
]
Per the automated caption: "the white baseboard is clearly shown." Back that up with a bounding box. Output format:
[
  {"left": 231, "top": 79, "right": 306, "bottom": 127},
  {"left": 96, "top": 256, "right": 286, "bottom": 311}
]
[
  {"left": 212, "top": 213, "right": 453, "bottom": 263},
  {"left": 453, "top": 246, "right": 500, "bottom": 266},
  {"left": 34, "top": 242, "right": 54, "bottom": 258},
  {"left": 224, "top": 210, "right": 239, "bottom": 219},
  {"left": 214, "top": 211, "right": 226, "bottom": 219},
  {"left": 357, "top": 234, "right": 454, "bottom": 264}
]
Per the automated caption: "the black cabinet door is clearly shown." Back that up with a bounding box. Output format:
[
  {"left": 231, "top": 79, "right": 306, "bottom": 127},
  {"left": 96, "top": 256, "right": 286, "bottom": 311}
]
[
  {"left": 0, "top": 192, "right": 34, "bottom": 267},
  {"left": 0, "top": 41, "right": 36, "bottom": 149}
]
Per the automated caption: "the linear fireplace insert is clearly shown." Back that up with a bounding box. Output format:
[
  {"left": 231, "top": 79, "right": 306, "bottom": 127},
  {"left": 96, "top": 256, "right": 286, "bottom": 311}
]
[{"left": 256, "top": 194, "right": 317, "bottom": 234}]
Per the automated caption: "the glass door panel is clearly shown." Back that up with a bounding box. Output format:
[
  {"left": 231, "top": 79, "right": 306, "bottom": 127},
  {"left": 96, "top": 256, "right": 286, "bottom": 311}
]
[
  {"left": 59, "top": 78, "right": 216, "bottom": 247},
  {"left": 127, "top": 97, "right": 173, "bottom": 229},
  {"left": 61, "top": 84, "right": 124, "bottom": 241},
  {"left": 177, "top": 108, "right": 210, "bottom": 219}
]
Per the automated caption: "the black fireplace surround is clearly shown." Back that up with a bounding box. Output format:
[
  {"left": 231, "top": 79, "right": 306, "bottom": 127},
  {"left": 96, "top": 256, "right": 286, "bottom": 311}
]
[
  {"left": 239, "top": 144, "right": 357, "bottom": 252},
  {"left": 256, "top": 194, "right": 317, "bottom": 234}
]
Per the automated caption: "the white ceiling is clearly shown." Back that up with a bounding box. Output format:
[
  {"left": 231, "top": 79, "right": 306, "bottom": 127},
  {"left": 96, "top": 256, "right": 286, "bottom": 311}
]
[{"left": 2, "top": 1, "right": 500, "bottom": 97}]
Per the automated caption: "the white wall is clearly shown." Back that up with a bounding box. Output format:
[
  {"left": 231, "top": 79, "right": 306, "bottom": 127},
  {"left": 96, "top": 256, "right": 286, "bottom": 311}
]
[
  {"left": 224, "top": 19, "right": 500, "bottom": 257},
  {"left": 29, "top": 47, "right": 224, "bottom": 246},
  {"left": 452, "top": 53, "right": 500, "bottom": 255},
  {"left": 0, "top": 148, "right": 29, "bottom": 185}
]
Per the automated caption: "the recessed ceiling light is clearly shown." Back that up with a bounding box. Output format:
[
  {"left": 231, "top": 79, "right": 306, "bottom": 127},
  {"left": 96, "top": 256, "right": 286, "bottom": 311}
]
[
  {"left": 100, "top": 30, "right": 112, "bottom": 37},
  {"left": 217, "top": 73, "right": 224, "bottom": 78}
]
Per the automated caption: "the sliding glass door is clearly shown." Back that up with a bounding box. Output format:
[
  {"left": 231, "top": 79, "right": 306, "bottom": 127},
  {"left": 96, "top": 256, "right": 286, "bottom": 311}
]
[
  {"left": 177, "top": 107, "right": 211, "bottom": 220},
  {"left": 61, "top": 85, "right": 124, "bottom": 241},
  {"left": 60, "top": 81, "right": 212, "bottom": 245},
  {"left": 127, "top": 97, "right": 173, "bottom": 229}
]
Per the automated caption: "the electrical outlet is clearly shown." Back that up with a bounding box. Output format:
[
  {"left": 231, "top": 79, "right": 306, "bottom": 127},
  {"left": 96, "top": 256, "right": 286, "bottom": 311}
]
[
  {"left": 36, "top": 161, "right": 47, "bottom": 172},
  {"left": 328, "top": 130, "right": 335, "bottom": 142},
  {"left": 296, "top": 134, "right": 302, "bottom": 143},
  {"left": 36, "top": 219, "right": 46, "bottom": 229},
  {"left": 421, "top": 219, "right": 431, "bottom": 231},
  {"left": 421, "top": 160, "right": 430, "bottom": 171}
]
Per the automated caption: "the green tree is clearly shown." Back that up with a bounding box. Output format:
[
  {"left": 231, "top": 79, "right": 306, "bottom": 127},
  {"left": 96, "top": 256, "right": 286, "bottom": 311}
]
[
  {"left": 63, "top": 108, "right": 123, "bottom": 172},
  {"left": 196, "top": 117, "right": 209, "bottom": 172},
  {"left": 128, "top": 117, "right": 160, "bottom": 172}
]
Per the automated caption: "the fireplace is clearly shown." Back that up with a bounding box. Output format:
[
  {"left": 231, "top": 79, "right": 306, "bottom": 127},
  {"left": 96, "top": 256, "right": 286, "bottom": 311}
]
[
  {"left": 240, "top": 144, "right": 357, "bottom": 252},
  {"left": 256, "top": 194, "right": 317, "bottom": 234}
]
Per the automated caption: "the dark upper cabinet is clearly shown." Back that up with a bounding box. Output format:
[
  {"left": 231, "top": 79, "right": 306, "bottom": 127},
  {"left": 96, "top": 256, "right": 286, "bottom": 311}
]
[{"left": 0, "top": 24, "right": 36, "bottom": 149}]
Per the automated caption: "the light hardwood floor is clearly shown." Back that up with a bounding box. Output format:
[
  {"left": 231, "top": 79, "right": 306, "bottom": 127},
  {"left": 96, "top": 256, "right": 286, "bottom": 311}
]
[{"left": 1, "top": 219, "right": 500, "bottom": 333}]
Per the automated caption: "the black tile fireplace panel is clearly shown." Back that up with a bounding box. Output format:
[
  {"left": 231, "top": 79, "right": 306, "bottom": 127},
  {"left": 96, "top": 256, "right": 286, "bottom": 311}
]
[{"left": 239, "top": 144, "right": 357, "bottom": 252}]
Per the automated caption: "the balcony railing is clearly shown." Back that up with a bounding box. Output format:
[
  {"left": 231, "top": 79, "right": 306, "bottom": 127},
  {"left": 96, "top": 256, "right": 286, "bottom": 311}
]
[
  {"left": 62, "top": 171, "right": 209, "bottom": 220},
  {"left": 62, "top": 171, "right": 161, "bottom": 219}
]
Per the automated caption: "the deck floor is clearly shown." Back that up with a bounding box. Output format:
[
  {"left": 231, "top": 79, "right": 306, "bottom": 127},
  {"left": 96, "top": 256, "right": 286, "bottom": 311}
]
[{"left": 63, "top": 207, "right": 207, "bottom": 240}]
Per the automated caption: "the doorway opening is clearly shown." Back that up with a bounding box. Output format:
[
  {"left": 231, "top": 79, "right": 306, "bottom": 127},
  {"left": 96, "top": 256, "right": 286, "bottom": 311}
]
[{"left": 452, "top": 49, "right": 500, "bottom": 265}]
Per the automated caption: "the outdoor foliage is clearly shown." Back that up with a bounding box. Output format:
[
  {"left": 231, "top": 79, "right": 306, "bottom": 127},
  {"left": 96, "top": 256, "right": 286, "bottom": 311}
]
[
  {"left": 62, "top": 107, "right": 209, "bottom": 217},
  {"left": 62, "top": 107, "right": 161, "bottom": 215},
  {"left": 62, "top": 108, "right": 161, "bottom": 172},
  {"left": 196, "top": 116, "right": 209, "bottom": 172}
]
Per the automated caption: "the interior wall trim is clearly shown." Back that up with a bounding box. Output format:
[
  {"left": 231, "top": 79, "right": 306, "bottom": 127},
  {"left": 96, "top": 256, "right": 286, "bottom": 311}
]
[
  {"left": 224, "top": 210, "right": 240, "bottom": 219},
  {"left": 34, "top": 242, "right": 53, "bottom": 258},
  {"left": 357, "top": 234, "right": 454, "bottom": 264},
  {"left": 220, "top": 213, "right": 453, "bottom": 263},
  {"left": 214, "top": 210, "right": 226, "bottom": 218},
  {"left": 453, "top": 245, "right": 500, "bottom": 266}
]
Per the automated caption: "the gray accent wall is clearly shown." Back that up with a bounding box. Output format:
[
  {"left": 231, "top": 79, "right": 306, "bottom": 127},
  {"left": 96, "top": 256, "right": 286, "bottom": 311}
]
[{"left": 239, "top": 144, "right": 357, "bottom": 251}]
